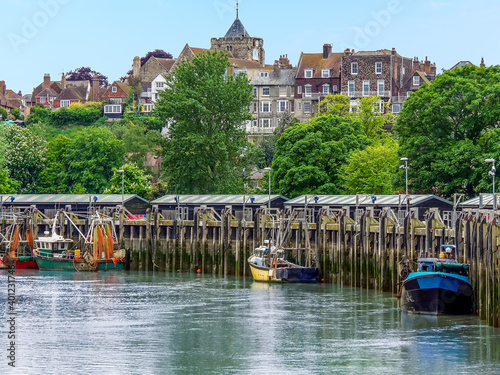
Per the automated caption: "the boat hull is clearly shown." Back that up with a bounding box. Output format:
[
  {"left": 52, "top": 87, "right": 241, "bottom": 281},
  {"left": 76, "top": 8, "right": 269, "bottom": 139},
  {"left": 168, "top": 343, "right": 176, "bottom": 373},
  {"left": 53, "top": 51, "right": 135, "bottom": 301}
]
[
  {"left": 401, "top": 273, "right": 474, "bottom": 315},
  {"left": 35, "top": 255, "right": 125, "bottom": 272},
  {"left": 0, "top": 255, "right": 38, "bottom": 269},
  {"left": 249, "top": 262, "right": 319, "bottom": 283}
]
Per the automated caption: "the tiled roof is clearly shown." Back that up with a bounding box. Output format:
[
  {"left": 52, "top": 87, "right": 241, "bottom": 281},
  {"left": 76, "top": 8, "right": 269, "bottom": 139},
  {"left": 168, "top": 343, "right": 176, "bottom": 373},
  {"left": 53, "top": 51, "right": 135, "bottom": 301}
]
[
  {"left": 416, "top": 71, "right": 431, "bottom": 85},
  {"left": 229, "top": 58, "right": 260, "bottom": 69},
  {"left": 156, "top": 58, "right": 176, "bottom": 72},
  {"left": 354, "top": 49, "right": 399, "bottom": 57},
  {"left": 224, "top": 18, "right": 249, "bottom": 38},
  {"left": 296, "top": 52, "right": 342, "bottom": 78},
  {"left": 246, "top": 67, "right": 297, "bottom": 85},
  {"left": 191, "top": 47, "right": 211, "bottom": 55},
  {"left": 56, "top": 86, "right": 85, "bottom": 101},
  {"left": 36, "top": 88, "right": 58, "bottom": 98}
]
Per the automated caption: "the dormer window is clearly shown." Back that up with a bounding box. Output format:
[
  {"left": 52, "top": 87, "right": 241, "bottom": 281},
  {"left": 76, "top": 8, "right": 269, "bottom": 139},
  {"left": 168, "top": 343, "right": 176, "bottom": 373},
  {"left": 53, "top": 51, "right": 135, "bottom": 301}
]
[
  {"left": 112, "top": 86, "right": 117, "bottom": 93},
  {"left": 304, "top": 69, "right": 313, "bottom": 78},
  {"left": 260, "top": 72, "right": 269, "bottom": 78},
  {"left": 322, "top": 69, "right": 330, "bottom": 78},
  {"left": 413, "top": 76, "right": 420, "bottom": 86}
]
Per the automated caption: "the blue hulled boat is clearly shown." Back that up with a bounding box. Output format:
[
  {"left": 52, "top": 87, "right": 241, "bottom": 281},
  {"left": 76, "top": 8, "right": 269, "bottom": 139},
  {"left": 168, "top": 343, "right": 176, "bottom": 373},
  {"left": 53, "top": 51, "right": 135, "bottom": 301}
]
[{"left": 399, "top": 245, "right": 474, "bottom": 315}]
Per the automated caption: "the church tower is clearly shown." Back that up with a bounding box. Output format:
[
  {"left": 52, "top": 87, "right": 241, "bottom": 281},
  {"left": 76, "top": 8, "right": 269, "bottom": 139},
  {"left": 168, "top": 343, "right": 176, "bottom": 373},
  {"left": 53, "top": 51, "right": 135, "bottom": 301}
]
[{"left": 210, "top": 2, "right": 265, "bottom": 66}]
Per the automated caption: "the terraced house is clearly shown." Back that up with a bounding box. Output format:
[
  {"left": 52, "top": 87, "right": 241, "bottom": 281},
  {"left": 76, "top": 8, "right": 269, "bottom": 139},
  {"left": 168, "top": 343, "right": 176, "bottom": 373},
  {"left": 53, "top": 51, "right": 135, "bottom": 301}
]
[
  {"left": 340, "top": 48, "right": 413, "bottom": 113},
  {"left": 294, "top": 44, "right": 342, "bottom": 122}
]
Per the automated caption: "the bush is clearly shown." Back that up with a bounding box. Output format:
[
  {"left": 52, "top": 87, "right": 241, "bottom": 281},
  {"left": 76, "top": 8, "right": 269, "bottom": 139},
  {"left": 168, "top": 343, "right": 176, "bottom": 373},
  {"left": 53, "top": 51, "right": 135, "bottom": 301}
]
[
  {"left": 50, "top": 106, "right": 104, "bottom": 126},
  {"left": 0, "top": 107, "right": 8, "bottom": 120}
]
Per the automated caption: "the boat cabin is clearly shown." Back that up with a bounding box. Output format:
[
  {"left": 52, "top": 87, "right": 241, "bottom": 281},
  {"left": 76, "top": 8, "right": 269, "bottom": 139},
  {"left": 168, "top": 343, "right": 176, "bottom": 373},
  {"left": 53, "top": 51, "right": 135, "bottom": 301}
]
[{"left": 417, "top": 258, "right": 469, "bottom": 277}]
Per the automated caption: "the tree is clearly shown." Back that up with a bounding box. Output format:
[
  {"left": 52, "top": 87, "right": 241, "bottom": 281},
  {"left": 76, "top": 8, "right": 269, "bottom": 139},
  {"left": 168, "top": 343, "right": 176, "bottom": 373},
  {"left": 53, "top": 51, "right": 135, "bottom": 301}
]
[
  {"left": 35, "top": 135, "right": 72, "bottom": 193},
  {"left": 0, "top": 135, "right": 18, "bottom": 193},
  {"left": 394, "top": 65, "right": 500, "bottom": 198},
  {"left": 66, "top": 67, "right": 108, "bottom": 87},
  {"left": 320, "top": 94, "right": 394, "bottom": 141},
  {"left": 104, "top": 163, "right": 152, "bottom": 199},
  {"left": 64, "top": 127, "right": 125, "bottom": 193},
  {"left": 342, "top": 140, "right": 400, "bottom": 195},
  {"left": 0, "top": 123, "right": 47, "bottom": 193},
  {"left": 155, "top": 51, "right": 256, "bottom": 194},
  {"left": 10, "top": 108, "right": 22, "bottom": 120},
  {"left": 0, "top": 107, "right": 7, "bottom": 120},
  {"left": 272, "top": 114, "right": 371, "bottom": 198},
  {"left": 26, "top": 104, "right": 50, "bottom": 125}
]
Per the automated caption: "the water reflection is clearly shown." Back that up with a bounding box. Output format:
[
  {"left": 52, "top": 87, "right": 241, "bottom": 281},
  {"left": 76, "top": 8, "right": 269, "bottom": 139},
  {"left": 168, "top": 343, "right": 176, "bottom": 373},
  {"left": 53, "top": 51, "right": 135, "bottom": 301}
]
[{"left": 1, "top": 270, "right": 499, "bottom": 374}]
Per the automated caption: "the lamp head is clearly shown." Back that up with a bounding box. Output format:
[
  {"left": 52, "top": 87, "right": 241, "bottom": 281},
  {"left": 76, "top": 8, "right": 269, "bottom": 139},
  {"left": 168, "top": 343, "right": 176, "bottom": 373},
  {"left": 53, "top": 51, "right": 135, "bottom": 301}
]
[
  {"left": 485, "top": 158, "right": 496, "bottom": 164},
  {"left": 400, "top": 157, "right": 408, "bottom": 161}
]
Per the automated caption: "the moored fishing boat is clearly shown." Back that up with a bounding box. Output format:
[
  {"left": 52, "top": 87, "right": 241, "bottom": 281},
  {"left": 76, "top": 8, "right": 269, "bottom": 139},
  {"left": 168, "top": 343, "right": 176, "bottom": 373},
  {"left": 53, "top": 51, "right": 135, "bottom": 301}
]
[
  {"left": 0, "top": 213, "right": 38, "bottom": 270},
  {"left": 399, "top": 245, "right": 474, "bottom": 315},
  {"left": 248, "top": 240, "right": 319, "bottom": 283},
  {"left": 34, "top": 210, "right": 125, "bottom": 272}
]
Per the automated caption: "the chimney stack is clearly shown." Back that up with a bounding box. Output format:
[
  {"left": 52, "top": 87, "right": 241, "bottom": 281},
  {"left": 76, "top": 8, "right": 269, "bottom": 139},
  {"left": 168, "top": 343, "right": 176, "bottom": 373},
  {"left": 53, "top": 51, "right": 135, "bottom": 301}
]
[
  {"left": 133, "top": 56, "right": 141, "bottom": 78},
  {"left": 0, "top": 81, "right": 5, "bottom": 96},
  {"left": 391, "top": 47, "right": 396, "bottom": 55},
  {"left": 61, "top": 73, "right": 66, "bottom": 89},
  {"left": 43, "top": 73, "right": 50, "bottom": 89},
  {"left": 323, "top": 44, "right": 332, "bottom": 59},
  {"left": 92, "top": 76, "right": 99, "bottom": 102},
  {"left": 480, "top": 57, "right": 485, "bottom": 68}
]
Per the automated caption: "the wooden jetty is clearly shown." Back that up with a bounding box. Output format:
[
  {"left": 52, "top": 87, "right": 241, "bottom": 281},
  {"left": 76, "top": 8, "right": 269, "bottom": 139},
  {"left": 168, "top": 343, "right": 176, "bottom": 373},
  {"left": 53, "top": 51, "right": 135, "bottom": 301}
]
[{"left": 3, "top": 205, "right": 499, "bottom": 327}]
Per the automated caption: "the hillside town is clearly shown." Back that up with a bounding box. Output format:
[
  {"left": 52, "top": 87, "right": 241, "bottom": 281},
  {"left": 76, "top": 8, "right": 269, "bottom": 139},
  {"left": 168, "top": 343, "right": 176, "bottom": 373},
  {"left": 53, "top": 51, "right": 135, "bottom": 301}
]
[{"left": 0, "top": 9, "right": 453, "bottom": 136}]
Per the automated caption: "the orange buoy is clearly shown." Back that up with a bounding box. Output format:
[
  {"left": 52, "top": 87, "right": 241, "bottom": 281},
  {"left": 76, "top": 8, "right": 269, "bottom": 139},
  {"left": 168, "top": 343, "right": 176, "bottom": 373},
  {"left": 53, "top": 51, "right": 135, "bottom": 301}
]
[{"left": 197, "top": 269, "right": 201, "bottom": 273}]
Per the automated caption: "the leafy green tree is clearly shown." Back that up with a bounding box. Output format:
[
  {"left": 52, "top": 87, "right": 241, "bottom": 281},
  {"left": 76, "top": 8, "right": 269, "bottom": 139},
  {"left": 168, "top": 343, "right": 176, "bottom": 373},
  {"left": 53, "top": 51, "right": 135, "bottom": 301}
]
[
  {"left": 109, "top": 118, "right": 162, "bottom": 173},
  {"left": 147, "top": 180, "right": 168, "bottom": 201},
  {"left": 10, "top": 108, "right": 22, "bottom": 120},
  {"left": 272, "top": 114, "right": 370, "bottom": 198},
  {"left": 155, "top": 51, "right": 256, "bottom": 194},
  {"left": 394, "top": 65, "right": 500, "bottom": 198},
  {"left": 26, "top": 105, "right": 50, "bottom": 125},
  {"left": 64, "top": 127, "right": 125, "bottom": 193},
  {"left": 105, "top": 163, "right": 151, "bottom": 199},
  {"left": 342, "top": 140, "right": 400, "bottom": 195},
  {"left": 35, "top": 135, "right": 72, "bottom": 193},
  {"left": 0, "top": 124, "right": 46, "bottom": 193},
  {"left": 49, "top": 106, "right": 104, "bottom": 127},
  {"left": 0, "top": 135, "right": 18, "bottom": 193},
  {"left": 320, "top": 95, "right": 394, "bottom": 141},
  {"left": 0, "top": 107, "right": 8, "bottom": 121}
]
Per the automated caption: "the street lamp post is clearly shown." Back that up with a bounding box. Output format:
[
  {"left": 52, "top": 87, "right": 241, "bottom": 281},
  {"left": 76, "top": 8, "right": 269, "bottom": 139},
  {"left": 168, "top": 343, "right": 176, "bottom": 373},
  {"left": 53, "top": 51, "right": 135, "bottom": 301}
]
[
  {"left": 485, "top": 158, "right": 496, "bottom": 210},
  {"left": 117, "top": 170, "right": 125, "bottom": 208},
  {"left": 400, "top": 158, "right": 409, "bottom": 213},
  {"left": 263, "top": 167, "right": 271, "bottom": 212}
]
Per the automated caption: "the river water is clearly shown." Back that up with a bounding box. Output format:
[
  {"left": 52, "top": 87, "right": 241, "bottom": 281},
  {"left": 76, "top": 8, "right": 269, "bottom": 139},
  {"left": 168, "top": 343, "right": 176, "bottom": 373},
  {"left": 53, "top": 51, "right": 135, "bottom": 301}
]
[{"left": 1, "top": 270, "right": 499, "bottom": 374}]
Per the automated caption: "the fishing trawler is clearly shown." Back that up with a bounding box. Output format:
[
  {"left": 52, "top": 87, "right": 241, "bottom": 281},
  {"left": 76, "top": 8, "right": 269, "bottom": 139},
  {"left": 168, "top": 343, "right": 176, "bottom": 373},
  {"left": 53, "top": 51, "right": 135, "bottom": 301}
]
[
  {"left": 34, "top": 211, "right": 125, "bottom": 272},
  {"left": 0, "top": 213, "right": 38, "bottom": 269},
  {"left": 399, "top": 245, "right": 474, "bottom": 315}
]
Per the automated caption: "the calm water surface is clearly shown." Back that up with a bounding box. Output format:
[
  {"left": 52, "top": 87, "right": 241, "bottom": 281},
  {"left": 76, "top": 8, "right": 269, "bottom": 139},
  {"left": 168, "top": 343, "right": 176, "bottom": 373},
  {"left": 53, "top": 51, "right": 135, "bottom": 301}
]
[{"left": 1, "top": 270, "right": 499, "bottom": 374}]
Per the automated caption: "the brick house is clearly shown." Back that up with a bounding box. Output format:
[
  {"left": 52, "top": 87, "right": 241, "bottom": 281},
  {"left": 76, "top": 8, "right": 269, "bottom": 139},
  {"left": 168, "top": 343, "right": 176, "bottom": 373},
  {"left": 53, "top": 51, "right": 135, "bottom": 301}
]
[
  {"left": 0, "top": 81, "right": 24, "bottom": 114},
  {"left": 31, "top": 73, "right": 90, "bottom": 109},
  {"left": 340, "top": 48, "right": 413, "bottom": 113},
  {"left": 101, "top": 81, "right": 129, "bottom": 119},
  {"left": 294, "top": 44, "right": 342, "bottom": 122}
]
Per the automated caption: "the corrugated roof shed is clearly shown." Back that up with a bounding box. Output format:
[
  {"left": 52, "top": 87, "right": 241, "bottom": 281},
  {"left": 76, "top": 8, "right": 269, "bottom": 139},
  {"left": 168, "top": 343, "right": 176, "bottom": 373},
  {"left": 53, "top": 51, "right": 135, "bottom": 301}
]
[
  {"left": 151, "top": 194, "right": 286, "bottom": 205},
  {"left": 285, "top": 194, "right": 452, "bottom": 207},
  {"left": 0, "top": 194, "right": 148, "bottom": 204},
  {"left": 460, "top": 194, "right": 498, "bottom": 209}
]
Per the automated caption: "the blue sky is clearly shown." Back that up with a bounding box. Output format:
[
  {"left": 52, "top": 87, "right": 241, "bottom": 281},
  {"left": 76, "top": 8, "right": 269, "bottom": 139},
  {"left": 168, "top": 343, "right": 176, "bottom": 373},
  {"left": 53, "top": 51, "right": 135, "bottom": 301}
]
[{"left": 1, "top": 0, "right": 499, "bottom": 94}]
